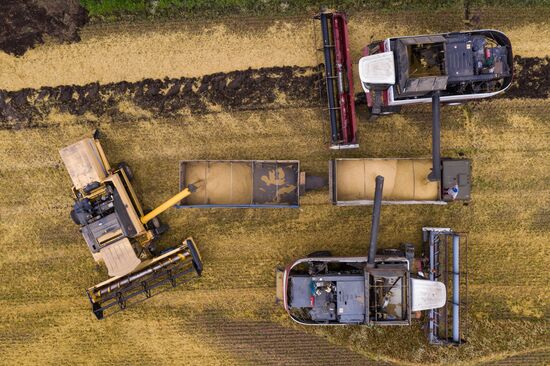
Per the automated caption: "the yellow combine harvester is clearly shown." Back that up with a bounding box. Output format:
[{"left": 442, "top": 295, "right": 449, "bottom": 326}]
[{"left": 60, "top": 133, "right": 203, "bottom": 319}]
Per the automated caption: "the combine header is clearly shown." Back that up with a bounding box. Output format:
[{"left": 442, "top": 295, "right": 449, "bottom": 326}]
[
  {"left": 60, "top": 134, "right": 203, "bottom": 319},
  {"left": 315, "top": 11, "right": 358, "bottom": 149},
  {"left": 276, "top": 176, "right": 468, "bottom": 345},
  {"left": 315, "top": 10, "right": 512, "bottom": 129}
]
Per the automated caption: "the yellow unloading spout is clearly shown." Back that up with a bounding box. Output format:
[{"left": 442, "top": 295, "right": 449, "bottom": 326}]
[{"left": 140, "top": 184, "right": 198, "bottom": 225}]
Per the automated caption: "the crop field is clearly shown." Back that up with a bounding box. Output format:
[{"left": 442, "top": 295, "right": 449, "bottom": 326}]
[{"left": 0, "top": 3, "right": 549, "bottom": 366}]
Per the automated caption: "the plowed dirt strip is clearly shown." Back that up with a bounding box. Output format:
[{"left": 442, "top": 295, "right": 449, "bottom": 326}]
[
  {"left": 2, "top": 7, "right": 550, "bottom": 91},
  {"left": 0, "top": 65, "right": 321, "bottom": 128}
]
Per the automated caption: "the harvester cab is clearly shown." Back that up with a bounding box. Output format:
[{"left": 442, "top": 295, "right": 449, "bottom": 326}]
[
  {"left": 277, "top": 176, "right": 467, "bottom": 345},
  {"left": 60, "top": 135, "right": 203, "bottom": 319},
  {"left": 316, "top": 10, "right": 512, "bottom": 121}
]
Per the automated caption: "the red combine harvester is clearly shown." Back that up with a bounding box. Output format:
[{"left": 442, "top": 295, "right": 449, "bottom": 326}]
[
  {"left": 360, "top": 30, "right": 513, "bottom": 116},
  {"left": 316, "top": 10, "right": 513, "bottom": 124},
  {"left": 315, "top": 11, "right": 358, "bottom": 149}
]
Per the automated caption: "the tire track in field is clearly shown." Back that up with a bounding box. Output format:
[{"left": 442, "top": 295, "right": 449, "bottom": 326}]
[
  {"left": 0, "top": 56, "right": 548, "bottom": 129},
  {"left": 182, "top": 316, "right": 390, "bottom": 366},
  {"left": 479, "top": 348, "right": 550, "bottom": 366}
]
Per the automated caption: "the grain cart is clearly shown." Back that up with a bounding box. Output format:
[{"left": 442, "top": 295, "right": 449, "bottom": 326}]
[
  {"left": 359, "top": 28, "right": 512, "bottom": 116},
  {"left": 330, "top": 93, "right": 471, "bottom": 205},
  {"left": 60, "top": 134, "right": 203, "bottom": 319},
  {"left": 315, "top": 11, "right": 358, "bottom": 149},
  {"left": 176, "top": 160, "right": 307, "bottom": 208},
  {"left": 276, "top": 176, "right": 468, "bottom": 345}
]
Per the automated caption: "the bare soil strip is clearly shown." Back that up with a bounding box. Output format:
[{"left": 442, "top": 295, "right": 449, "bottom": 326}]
[
  {"left": 1, "top": 56, "right": 548, "bottom": 129},
  {"left": 0, "top": 65, "right": 321, "bottom": 129},
  {"left": 512, "top": 56, "right": 550, "bottom": 98},
  {"left": 0, "top": 0, "right": 87, "bottom": 56}
]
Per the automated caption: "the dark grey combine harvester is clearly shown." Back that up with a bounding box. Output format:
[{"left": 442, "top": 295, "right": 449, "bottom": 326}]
[
  {"left": 276, "top": 176, "right": 468, "bottom": 345},
  {"left": 359, "top": 29, "right": 513, "bottom": 115}
]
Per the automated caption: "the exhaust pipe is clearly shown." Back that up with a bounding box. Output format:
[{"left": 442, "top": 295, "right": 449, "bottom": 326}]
[
  {"left": 368, "top": 175, "right": 384, "bottom": 265},
  {"left": 428, "top": 91, "right": 441, "bottom": 182}
]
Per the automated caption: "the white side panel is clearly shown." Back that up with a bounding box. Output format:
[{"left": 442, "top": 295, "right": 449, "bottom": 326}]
[
  {"left": 411, "top": 278, "right": 446, "bottom": 311},
  {"left": 100, "top": 238, "right": 141, "bottom": 278},
  {"left": 358, "top": 52, "right": 395, "bottom": 85}
]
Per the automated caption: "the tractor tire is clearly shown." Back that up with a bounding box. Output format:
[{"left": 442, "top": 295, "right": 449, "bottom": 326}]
[
  {"left": 118, "top": 162, "right": 134, "bottom": 181},
  {"left": 154, "top": 224, "right": 169, "bottom": 236},
  {"left": 70, "top": 209, "right": 80, "bottom": 225},
  {"left": 147, "top": 243, "right": 158, "bottom": 257},
  {"left": 149, "top": 216, "right": 161, "bottom": 229},
  {"left": 379, "top": 105, "right": 401, "bottom": 115},
  {"left": 368, "top": 109, "right": 379, "bottom": 121},
  {"left": 307, "top": 250, "right": 332, "bottom": 258},
  {"left": 367, "top": 41, "right": 382, "bottom": 54}
]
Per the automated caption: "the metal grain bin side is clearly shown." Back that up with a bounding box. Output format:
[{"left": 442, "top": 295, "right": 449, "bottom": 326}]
[
  {"left": 329, "top": 159, "right": 337, "bottom": 204},
  {"left": 329, "top": 158, "right": 444, "bottom": 205},
  {"left": 177, "top": 160, "right": 301, "bottom": 208}
]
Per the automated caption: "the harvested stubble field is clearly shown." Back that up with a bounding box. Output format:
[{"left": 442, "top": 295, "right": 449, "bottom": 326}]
[{"left": 0, "top": 5, "right": 549, "bottom": 366}]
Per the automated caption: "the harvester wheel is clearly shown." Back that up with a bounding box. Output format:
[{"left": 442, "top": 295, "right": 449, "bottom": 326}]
[
  {"left": 147, "top": 217, "right": 169, "bottom": 236},
  {"left": 368, "top": 110, "right": 379, "bottom": 121},
  {"left": 307, "top": 250, "right": 332, "bottom": 258},
  {"left": 379, "top": 106, "right": 401, "bottom": 115},
  {"left": 187, "top": 240, "right": 203, "bottom": 275},
  {"left": 381, "top": 248, "right": 402, "bottom": 256},
  {"left": 83, "top": 181, "right": 100, "bottom": 194},
  {"left": 118, "top": 162, "right": 134, "bottom": 181},
  {"left": 367, "top": 41, "right": 382, "bottom": 54},
  {"left": 154, "top": 224, "right": 169, "bottom": 236},
  {"left": 150, "top": 216, "right": 161, "bottom": 228},
  {"left": 70, "top": 209, "right": 80, "bottom": 225}
]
